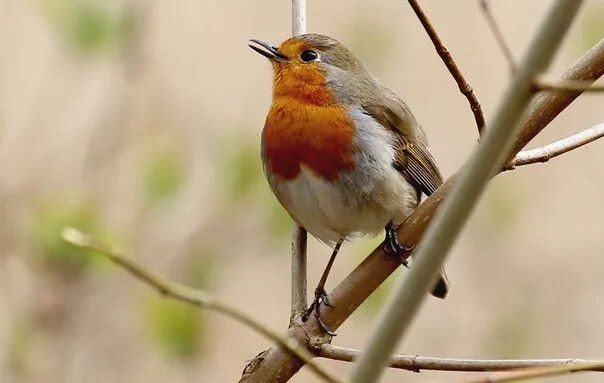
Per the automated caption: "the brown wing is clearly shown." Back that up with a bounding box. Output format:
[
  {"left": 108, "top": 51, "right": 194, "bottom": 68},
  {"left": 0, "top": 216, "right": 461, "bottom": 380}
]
[
  {"left": 364, "top": 101, "right": 449, "bottom": 299},
  {"left": 363, "top": 103, "right": 443, "bottom": 196}
]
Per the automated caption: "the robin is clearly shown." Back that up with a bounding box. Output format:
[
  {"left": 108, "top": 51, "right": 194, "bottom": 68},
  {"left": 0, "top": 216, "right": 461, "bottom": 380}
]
[{"left": 249, "top": 34, "right": 449, "bottom": 335}]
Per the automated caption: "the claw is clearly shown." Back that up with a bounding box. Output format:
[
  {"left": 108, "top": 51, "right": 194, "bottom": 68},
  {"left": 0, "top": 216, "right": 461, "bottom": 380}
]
[
  {"left": 316, "top": 287, "right": 333, "bottom": 308},
  {"left": 301, "top": 241, "right": 342, "bottom": 336},
  {"left": 384, "top": 223, "right": 414, "bottom": 266},
  {"left": 302, "top": 287, "right": 336, "bottom": 336},
  {"left": 315, "top": 309, "right": 337, "bottom": 337}
]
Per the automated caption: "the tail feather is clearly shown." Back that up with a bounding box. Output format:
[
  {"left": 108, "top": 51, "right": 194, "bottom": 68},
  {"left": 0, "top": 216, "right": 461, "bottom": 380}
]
[{"left": 431, "top": 267, "right": 449, "bottom": 299}]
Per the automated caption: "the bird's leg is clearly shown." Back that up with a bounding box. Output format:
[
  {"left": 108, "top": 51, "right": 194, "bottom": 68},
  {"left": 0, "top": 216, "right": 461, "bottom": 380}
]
[
  {"left": 302, "top": 240, "right": 343, "bottom": 337},
  {"left": 384, "top": 222, "right": 413, "bottom": 267}
]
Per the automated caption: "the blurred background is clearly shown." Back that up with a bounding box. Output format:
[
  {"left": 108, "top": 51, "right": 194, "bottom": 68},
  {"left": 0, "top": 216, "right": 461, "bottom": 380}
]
[{"left": 0, "top": 0, "right": 603, "bottom": 382}]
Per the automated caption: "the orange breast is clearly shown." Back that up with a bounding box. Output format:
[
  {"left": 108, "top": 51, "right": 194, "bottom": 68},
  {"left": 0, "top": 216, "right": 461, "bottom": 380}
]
[{"left": 262, "top": 98, "right": 356, "bottom": 181}]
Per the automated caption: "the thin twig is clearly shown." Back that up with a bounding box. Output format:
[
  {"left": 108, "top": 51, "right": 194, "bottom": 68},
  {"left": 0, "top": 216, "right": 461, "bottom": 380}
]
[
  {"left": 507, "top": 122, "right": 604, "bottom": 169},
  {"left": 320, "top": 344, "right": 604, "bottom": 373},
  {"left": 407, "top": 0, "right": 486, "bottom": 135},
  {"left": 349, "top": 2, "right": 584, "bottom": 383},
  {"left": 238, "top": 34, "right": 604, "bottom": 383},
  {"left": 479, "top": 0, "right": 517, "bottom": 73},
  {"left": 289, "top": 0, "right": 309, "bottom": 320},
  {"left": 457, "top": 361, "right": 604, "bottom": 383},
  {"left": 292, "top": 0, "right": 307, "bottom": 36},
  {"left": 290, "top": 226, "right": 308, "bottom": 317},
  {"left": 534, "top": 76, "right": 604, "bottom": 92},
  {"left": 61, "top": 228, "right": 343, "bottom": 383}
]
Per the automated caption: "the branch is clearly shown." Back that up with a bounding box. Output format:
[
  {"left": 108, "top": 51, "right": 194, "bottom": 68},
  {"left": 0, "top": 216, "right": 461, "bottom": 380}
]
[
  {"left": 408, "top": 0, "right": 486, "bottom": 135},
  {"left": 320, "top": 344, "right": 604, "bottom": 373},
  {"left": 457, "top": 362, "right": 604, "bottom": 383},
  {"left": 292, "top": 0, "right": 307, "bottom": 36},
  {"left": 60, "top": 228, "right": 343, "bottom": 383},
  {"left": 239, "top": 23, "right": 604, "bottom": 383},
  {"left": 508, "top": 122, "right": 604, "bottom": 169},
  {"left": 349, "top": 2, "right": 584, "bottom": 382},
  {"left": 479, "top": 0, "right": 517, "bottom": 73},
  {"left": 290, "top": 226, "right": 308, "bottom": 317},
  {"left": 534, "top": 76, "right": 604, "bottom": 92},
  {"left": 289, "top": 0, "right": 309, "bottom": 320},
  {"left": 508, "top": 39, "right": 604, "bottom": 157}
]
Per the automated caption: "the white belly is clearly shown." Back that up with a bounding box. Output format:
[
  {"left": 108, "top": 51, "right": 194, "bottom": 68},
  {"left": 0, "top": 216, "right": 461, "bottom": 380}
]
[{"left": 277, "top": 168, "right": 414, "bottom": 245}]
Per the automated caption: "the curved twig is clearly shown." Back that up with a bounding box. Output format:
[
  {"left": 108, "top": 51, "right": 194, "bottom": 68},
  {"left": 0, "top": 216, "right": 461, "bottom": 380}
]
[
  {"left": 407, "top": 0, "right": 486, "bottom": 135},
  {"left": 508, "top": 122, "right": 604, "bottom": 169},
  {"left": 61, "top": 228, "right": 343, "bottom": 383}
]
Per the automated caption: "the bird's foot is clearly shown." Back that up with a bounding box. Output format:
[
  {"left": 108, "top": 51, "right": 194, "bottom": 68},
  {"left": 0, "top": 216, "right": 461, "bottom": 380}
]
[
  {"left": 302, "top": 287, "right": 336, "bottom": 336},
  {"left": 384, "top": 223, "right": 414, "bottom": 267}
]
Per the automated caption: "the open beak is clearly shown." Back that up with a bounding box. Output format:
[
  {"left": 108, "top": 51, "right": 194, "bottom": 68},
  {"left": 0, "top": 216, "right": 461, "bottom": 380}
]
[{"left": 249, "top": 39, "right": 288, "bottom": 62}]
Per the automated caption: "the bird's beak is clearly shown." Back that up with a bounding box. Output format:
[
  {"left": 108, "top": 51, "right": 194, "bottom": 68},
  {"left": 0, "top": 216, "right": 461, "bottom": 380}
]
[{"left": 248, "top": 39, "right": 288, "bottom": 62}]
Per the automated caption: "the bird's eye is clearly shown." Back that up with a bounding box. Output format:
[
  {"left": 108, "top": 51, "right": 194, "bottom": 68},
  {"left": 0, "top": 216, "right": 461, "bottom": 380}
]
[{"left": 300, "top": 49, "right": 319, "bottom": 62}]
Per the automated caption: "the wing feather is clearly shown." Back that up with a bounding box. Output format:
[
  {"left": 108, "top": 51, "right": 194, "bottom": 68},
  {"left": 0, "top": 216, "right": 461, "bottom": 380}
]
[{"left": 363, "top": 103, "right": 443, "bottom": 196}]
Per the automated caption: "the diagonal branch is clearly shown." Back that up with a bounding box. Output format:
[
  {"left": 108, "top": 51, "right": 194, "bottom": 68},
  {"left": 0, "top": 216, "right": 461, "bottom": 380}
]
[
  {"left": 457, "top": 361, "right": 604, "bottom": 383},
  {"left": 508, "top": 122, "right": 604, "bottom": 169},
  {"left": 60, "top": 228, "right": 343, "bottom": 383},
  {"left": 320, "top": 344, "right": 604, "bottom": 373},
  {"left": 407, "top": 0, "right": 486, "bottom": 134},
  {"left": 479, "top": 0, "right": 517, "bottom": 73},
  {"left": 238, "top": 21, "right": 604, "bottom": 383}
]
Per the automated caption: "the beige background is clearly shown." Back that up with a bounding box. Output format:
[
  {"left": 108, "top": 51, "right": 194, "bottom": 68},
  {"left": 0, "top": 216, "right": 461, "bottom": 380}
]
[{"left": 0, "top": 0, "right": 603, "bottom": 382}]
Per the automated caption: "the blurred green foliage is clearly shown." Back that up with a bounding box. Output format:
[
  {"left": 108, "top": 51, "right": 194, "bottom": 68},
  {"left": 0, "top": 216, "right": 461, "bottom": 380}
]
[
  {"left": 185, "top": 247, "right": 222, "bottom": 290},
  {"left": 475, "top": 184, "right": 521, "bottom": 243},
  {"left": 7, "top": 320, "right": 30, "bottom": 376},
  {"left": 223, "top": 142, "right": 264, "bottom": 202},
  {"left": 144, "top": 297, "right": 203, "bottom": 360},
  {"left": 579, "top": 3, "right": 604, "bottom": 52},
  {"left": 267, "top": 198, "right": 293, "bottom": 238},
  {"left": 31, "top": 198, "right": 103, "bottom": 271},
  {"left": 45, "top": 0, "right": 134, "bottom": 54},
  {"left": 222, "top": 140, "right": 293, "bottom": 239},
  {"left": 141, "top": 147, "right": 186, "bottom": 206},
  {"left": 143, "top": 247, "right": 218, "bottom": 359}
]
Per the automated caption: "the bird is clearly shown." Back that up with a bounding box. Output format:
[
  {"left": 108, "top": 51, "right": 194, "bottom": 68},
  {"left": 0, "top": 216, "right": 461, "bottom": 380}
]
[{"left": 249, "top": 34, "right": 449, "bottom": 334}]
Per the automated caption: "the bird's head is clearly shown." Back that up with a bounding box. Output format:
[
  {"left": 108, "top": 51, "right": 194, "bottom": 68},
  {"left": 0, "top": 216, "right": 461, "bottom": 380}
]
[{"left": 249, "top": 34, "right": 375, "bottom": 105}]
